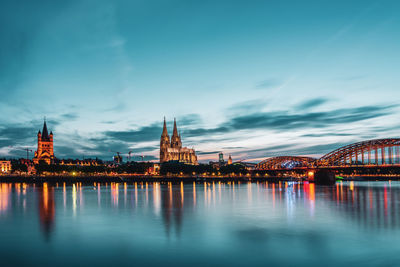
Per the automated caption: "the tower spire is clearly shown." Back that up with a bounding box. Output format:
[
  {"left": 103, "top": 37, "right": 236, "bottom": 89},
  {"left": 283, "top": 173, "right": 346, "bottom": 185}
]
[
  {"left": 42, "top": 118, "right": 49, "bottom": 140},
  {"left": 162, "top": 117, "right": 168, "bottom": 136},
  {"left": 173, "top": 117, "right": 178, "bottom": 137}
]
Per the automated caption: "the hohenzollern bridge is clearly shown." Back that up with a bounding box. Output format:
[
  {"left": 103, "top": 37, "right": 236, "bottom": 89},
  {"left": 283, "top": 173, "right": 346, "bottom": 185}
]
[{"left": 256, "top": 138, "right": 400, "bottom": 170}]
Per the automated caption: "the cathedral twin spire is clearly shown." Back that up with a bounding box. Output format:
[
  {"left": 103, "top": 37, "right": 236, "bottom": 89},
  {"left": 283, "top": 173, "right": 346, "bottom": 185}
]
[
  {"left": 161, "top": 117, "right": 182, "bottom": 148},
  {"left": 162, "top": 117, "right": 169, "bottom": 137},
  {"left": 171, "top": 118, "right": 182, "bottom": 148},
  {"left": 160, "top": 117, "right": 197, "bottom": 164}
]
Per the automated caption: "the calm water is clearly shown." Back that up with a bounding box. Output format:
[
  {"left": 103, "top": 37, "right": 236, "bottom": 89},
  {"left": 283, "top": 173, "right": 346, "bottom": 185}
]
[{"left": 1, "top": 181, "right": 400, "bottom": 266}]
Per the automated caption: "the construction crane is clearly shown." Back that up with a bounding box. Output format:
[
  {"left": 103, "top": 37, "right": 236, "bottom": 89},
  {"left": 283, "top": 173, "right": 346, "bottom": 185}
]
[
  {"left": 12, "top": 147, "right": 33, "bottom": 160},
  {"left": 109, "top": 150, "right": 122, "bottom": 164},
  {"left": 22, "top": 148, "right": 33, "bottom": 160}
]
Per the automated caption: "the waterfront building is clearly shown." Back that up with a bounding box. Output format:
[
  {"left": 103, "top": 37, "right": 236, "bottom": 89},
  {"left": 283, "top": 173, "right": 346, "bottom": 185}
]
[
  {"left": 58, "top": 159, "right": 101, "bottom": 166},
  {"left": 147, "top": 163, "right": 160, "bottom": 175},
  {"left": 160, "top": 118, "right": 198, "bottom": 165},
  {"left": 0, "top": 160, "right": 11, "bottom": 173},
  {"left": 33, "top": 120, "right": 55, "bottom": 164},
  {"left": 237, "top": 162, "right": 257, "bottom": 171}
]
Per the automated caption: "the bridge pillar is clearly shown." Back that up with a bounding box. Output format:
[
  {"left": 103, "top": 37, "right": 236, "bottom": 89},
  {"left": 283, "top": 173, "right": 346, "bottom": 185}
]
[
  {"left": 313, "top": 169, "right": 335, "bottom": 185},
  {"left": 368, "top": 148, "right": 371, "bottom": 165},
  {"left": 361, "top": 149, "right": 364, "bottom": 165},
  {"left": 397, "top": 146, "right": 400, "bottom": 164}
]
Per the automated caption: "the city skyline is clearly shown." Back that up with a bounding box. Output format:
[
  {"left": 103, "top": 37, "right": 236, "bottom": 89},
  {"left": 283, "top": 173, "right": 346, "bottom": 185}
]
[{"left": 1, "top": 0, "right": 400, "bottom": 162}]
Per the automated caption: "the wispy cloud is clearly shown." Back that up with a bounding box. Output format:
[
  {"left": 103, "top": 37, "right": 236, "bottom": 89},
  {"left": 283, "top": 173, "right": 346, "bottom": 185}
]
[
  {"left": 184, "top": 104, "right": 395, "bottom": 135},
  {"left": 294, "top": 97, "right": 330, "bottom": 111},
  {"left": 255, "top": 78, "right": 280, "bottom": 89}
]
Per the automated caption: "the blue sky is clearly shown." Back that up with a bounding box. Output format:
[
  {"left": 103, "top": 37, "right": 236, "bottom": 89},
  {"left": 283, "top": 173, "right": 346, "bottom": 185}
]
[{"left": 0, "top": 0, "right": 399, "bottom": 162}]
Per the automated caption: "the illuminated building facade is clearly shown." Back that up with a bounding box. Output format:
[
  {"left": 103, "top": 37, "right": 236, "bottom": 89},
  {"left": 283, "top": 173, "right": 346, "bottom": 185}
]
[
  {"left": 228, "top": 155, "right": 233, "bottom": 165},
  {"left": 0, "top": 161, "right": 11, "bottom": 173},
  {"left": 33, "top": 120, "right": 55, "bottom": 164},
  {"left": 160, "top": 118, "right": 198, "bottom": 165},
  {"left": 58, "top": 159, "right": 100, "bottom": 166}
]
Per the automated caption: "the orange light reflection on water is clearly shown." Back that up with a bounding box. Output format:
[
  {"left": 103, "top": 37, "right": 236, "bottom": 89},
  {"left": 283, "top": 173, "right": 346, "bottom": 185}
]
[{"left": 0, "top": 183, "right": 10, "bottom": 213}]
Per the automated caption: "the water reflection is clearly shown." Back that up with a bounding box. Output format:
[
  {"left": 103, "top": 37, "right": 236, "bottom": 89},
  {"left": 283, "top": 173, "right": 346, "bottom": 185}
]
[
  {"left": 324, "top": 181, "right": 400, "bottom": 229},
  {"left": 0, "top": 183, "right": 11, "bottom": 213},
  {"left": 37, "top": 183, "right": 55, "bottom": 240},
  {"left": 161, "top": 183, "right": 184, "bottom": 237},
  {"left": 1, "top": 181, "right": 400, "bottom": 243}
]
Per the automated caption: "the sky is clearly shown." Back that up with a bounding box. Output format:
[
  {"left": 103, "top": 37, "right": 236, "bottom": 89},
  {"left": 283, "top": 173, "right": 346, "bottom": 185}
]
[{"left": 0, "top": 0, "right": 399, "bottom": 162}]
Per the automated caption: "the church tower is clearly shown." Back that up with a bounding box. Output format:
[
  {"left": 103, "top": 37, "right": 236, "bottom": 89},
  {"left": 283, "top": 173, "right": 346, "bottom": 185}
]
[
  {"left": 33, "top": 119, "right": 55, "bottom": 164},
  {"left": 170, "top": 118, "right": 182, "bottom": 149},
  {"left": 228, "top": 155, "right": 233, "bottom": 165},
  {"left": 160, "top": 117, "right": 170, "bottom": 163}
]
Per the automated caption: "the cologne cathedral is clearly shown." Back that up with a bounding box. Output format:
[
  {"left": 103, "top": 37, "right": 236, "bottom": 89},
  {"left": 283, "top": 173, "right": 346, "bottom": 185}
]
[
  {"left": 160, "top": 118, "right": 198, "bottom": 165},
  {"left": 33, "top": 120, "right": 55, "bottom": 164}
]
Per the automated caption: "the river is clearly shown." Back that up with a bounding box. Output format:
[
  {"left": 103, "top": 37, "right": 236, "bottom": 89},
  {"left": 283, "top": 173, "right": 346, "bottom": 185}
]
[{"left": 0, "top": 181, "right": 399, "bottom": 266}]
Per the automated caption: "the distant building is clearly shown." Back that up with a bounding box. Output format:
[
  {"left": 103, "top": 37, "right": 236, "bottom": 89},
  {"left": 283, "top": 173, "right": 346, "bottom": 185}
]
[
  {"left": 0, "top": 160, "right": 11, "bottom": 173},
  {"left": 113, "top": 154, "right": 123, "bottom": 164},
  {"left": 236, "top": 162, "right": 257, "bottom": 171},
  {"left": 209, "top": 152, "right": 229, "bottom": 169},
  {"left": 33, "top": 120, "right": 55, "bottom": 164},
  {"left": 148, "top": 163, "right": 160, "bottom": 175},
  {"left": 228, "top": 155, "right": 233, "bottom": 165},
  {"left": 58, "top": 159, "right": 101, "bottom": 166},
  {"left": 160, "top": 118, "right": 198, "bottom": 165},
  {"left": 19, "top": 159, "right": 35, "bottom": 174},
  {"left": 219, "top": 152, "right": 224, "bottom": 164}
]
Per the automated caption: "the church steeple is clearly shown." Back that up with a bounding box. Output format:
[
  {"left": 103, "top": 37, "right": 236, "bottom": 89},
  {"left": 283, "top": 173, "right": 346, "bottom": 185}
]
[
  {"left": 160, "top": 117, "right": 171, "bottom": 163},
  {"left": 172, "top": 118, "right": 178, "bottom": 137},
  {"left": 33, "top": 118, "right": 55, "bottom": 164},
  {"left": 171, "top": 118, "right": 182, "bottom": 149},
  {"left": 162, "top": 117, "right": 168, "bottom": 136},
  {"left": 41, "top": 119, "right": 50, "bottom": 141}
]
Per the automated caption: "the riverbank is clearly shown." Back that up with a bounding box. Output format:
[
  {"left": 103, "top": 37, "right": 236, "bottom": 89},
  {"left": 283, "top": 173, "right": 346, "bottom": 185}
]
[
  {"left": 1, "top": 175, "right": 400, "bottom": 184},
  {"left": 0, "top": 175, "right": 305, "bottom": 184},
  {"left": 341, "top": 175, "right": 400, "bottom": 181}
]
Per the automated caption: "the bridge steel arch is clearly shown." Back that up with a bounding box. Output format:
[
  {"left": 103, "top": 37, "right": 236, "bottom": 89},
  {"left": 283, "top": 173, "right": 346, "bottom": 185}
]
[
  {"left": 317, "top": 138, "right": 400, "bottom": 167},
  {"left": 256, "top": 156, "right": 317, "bottom": 170}
]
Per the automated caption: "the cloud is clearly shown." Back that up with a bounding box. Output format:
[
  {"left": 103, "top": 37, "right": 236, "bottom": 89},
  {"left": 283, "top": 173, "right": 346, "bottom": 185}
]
[
  {"left": 294, "top": 98, "right": 329, "bottom": 111},
  {"left": 197, "top": 150, "right": 221, "bottom": 155},
  {"left": 241, "top": 142, "right": 352, "bottom": 160},
  {"left": 103, "top": 123, "right": 162, "bottom": 143},
  {"left": 175, "top": 103, "right": 395, "bottom": 147},
  {"left": 183, "top": 126, "right": 230, "bottom": 137},
  {"left": 60, "top": 113, "right": 79, "bottom": 120},
  {"left": 255, "top": 79, "right": 280, "bottom": 89},
  {"left": 0, "top": 103, "right": 396, "bottom": 160},
  {"left": 176, "top": 114, "right": 202, "bottom": 126},
  {"left": 131, "top": 145, "right": 158, "bottom": 153},
  {"left": 301, "top": 133, "right": 354, "bottom": 138},
  {"left": 225, "top": 104, "right": 394, "bottom": 131},
  {"left": 226, "top": 99, "right": 268, "bottom": 115}
]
